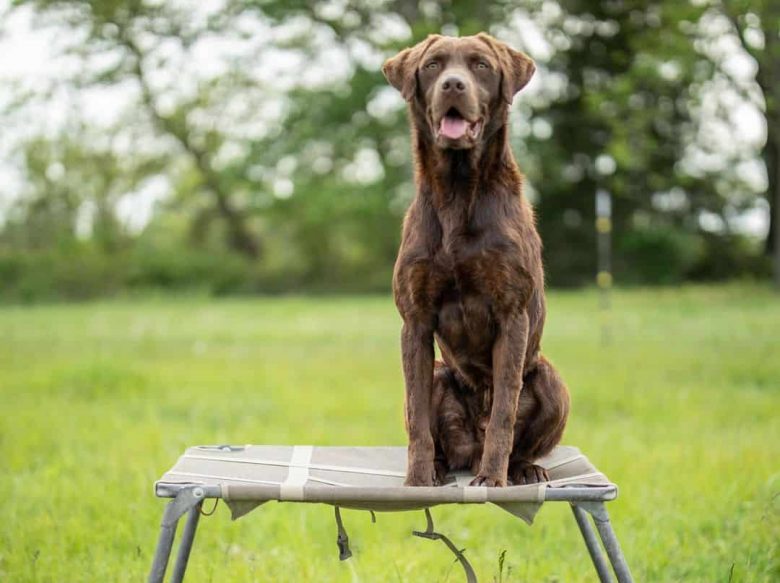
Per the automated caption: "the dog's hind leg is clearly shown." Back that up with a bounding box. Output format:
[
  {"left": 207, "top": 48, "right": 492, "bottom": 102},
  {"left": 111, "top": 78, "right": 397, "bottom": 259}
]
[
  {"left": 431, "top": 362, "right": 479, "bottom": 484},
  {"left": 508, "top": 355, "right": 570, "bottom": 485}
]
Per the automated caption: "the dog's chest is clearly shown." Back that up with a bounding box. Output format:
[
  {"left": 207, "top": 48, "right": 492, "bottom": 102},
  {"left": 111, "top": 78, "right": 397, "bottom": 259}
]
[
  {"left": 434, "top": 204, "right": 488, "bottom": 279},
  {"left": 395, "top": 195, "right": 536, "bottom": 322},
  {"left": 433, "top": 212, "right": 523, "bottom": 308},
  {"left": 434, "top": 242, "right": 485, "bottom": 294}
]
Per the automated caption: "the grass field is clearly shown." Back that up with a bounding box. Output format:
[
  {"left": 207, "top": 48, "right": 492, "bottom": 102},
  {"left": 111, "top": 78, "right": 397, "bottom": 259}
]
[{"left": 1, "top": 285, "right": 778, "bottom": 582}]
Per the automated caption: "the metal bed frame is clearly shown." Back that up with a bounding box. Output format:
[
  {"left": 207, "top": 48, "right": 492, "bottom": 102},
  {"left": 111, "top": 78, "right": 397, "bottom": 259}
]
[{"left": 148, "top": 480, "right": 633, "bottom": 583}]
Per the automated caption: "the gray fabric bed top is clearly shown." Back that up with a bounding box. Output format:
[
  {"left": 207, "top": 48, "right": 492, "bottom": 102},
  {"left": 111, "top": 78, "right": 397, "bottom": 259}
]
[{"left": 156, "top": 445, "right": 613, "bottom": 524}]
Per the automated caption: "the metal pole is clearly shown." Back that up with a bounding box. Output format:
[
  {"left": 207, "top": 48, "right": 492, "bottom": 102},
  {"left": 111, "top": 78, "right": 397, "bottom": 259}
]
[
  {"left": 596, "top": 188, "right": 613, "bottom": 344},
  {"left": 591, "top": 505, "right": 634, "bottom": 583},
  {"left": 170, "top": 503, "right": 203, "bottom": 583},
  {"left": 148, "top": 502, "right": 180, "bottom": 583},
  {"left": 148, "top": 486, "right": 206, "bottom": 583},
  {"left": 571, "top": 504, "right": 613, "bottom": 583}
]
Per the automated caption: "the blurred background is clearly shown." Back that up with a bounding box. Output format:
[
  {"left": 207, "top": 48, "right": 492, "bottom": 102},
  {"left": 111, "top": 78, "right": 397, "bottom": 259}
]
[
  {"left": 2, "top": 2, "right": 779, "bottom": 582},
  {"left": 1, "top": 0, "right": 777, "bottom": 299}
]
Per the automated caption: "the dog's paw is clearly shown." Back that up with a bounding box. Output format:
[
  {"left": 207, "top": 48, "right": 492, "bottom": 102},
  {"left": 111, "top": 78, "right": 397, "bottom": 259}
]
[
  {"left": 508, "top": 461, "right": 549, "bottom": 485},
  {"left": 405, "top": 460, "right": 439, "bottom": 486},
  {"left": 469, "top": 474, "right": 506, "bottom": 487}
]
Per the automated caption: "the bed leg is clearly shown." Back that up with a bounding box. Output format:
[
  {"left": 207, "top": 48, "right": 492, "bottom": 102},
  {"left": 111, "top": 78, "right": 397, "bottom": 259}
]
[
  {"left": 148, "top": 500, "right": 180, "bottom": 583},
  {"left": 170, "top": 502, "right": 203, "bottom": 583},
  {"left": 592, "top": 506, "right": 633, "bottom": 583},
  {"left": 571, "top": 503, "right": 613, "bottom": 582},
  {"left": 147, "top": 486, "right": 206, "bottom": 583},
  {"left": 573, "top": 501, "right": 634, "bottom": 583}
]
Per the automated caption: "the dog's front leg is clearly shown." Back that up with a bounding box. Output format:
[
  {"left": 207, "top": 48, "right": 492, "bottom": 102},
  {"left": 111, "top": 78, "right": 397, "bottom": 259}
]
[
  {"left": 401, "top": 320, "right": 437, "bottom": 486},
  {"left": 471, "top": 311, "right": 529, "bottom": 487}
]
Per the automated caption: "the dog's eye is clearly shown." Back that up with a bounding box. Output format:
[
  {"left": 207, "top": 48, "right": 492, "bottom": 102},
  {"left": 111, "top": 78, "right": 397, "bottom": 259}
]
[
  {"left": 425, "top": 61, "right": 439, "bottom": 70},
  {"left": 476, "top": 61, "right": 489, "bottom": 70}
]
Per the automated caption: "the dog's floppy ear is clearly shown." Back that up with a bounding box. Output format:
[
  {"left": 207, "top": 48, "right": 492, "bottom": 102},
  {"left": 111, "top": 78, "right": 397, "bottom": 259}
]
[
  {"left": 478, "top": 33, "right": 535, "bottom": 104},
  {"left": 383, "top": 35, "right": 441, "bottom": 101}
]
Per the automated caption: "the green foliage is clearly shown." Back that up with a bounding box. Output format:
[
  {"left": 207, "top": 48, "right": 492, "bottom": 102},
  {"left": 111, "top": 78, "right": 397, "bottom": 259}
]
[
  {"left": 525, "top": 1, "right": 711, "bottom": 285},
  {"left": 0, "top": 247, "right": 123, "bottom": 302},
  {"left": 689, "top": 233, "right": 771, "bottom": 282},
  {"left": 0, "top": 237, "right": 399, "bottom": 302},
  {"left": 617, "top": 226, "right": 701, "bottom": 284},
  {"left": 0, "top": 0, "right": 773, "bottom": 295},
  {"left": 125, "top": 246, "right": 249, "bottom": 294},
  {"left": 0, "top": 244, "right": 246, "bottom": 302},
  {"left": 0, "top": 287, "right": 778, "bottom": 580}
]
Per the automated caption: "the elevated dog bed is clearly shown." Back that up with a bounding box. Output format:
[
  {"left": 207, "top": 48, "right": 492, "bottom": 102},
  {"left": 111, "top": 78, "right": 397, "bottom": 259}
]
[{"left": 148, "top": 445, "right": 633, "bottom": 583}]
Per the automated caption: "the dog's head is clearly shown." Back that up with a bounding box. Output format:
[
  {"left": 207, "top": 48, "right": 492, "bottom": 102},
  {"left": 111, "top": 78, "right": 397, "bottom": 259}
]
[{"left": 383, "top": 33, "right": 535, "bottom": 150}]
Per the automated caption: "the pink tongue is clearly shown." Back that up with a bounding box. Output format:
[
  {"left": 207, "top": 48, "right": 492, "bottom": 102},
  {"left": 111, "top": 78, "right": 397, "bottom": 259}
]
[{"left": 440, "top": 116, "right": 468, "bottom": 139}]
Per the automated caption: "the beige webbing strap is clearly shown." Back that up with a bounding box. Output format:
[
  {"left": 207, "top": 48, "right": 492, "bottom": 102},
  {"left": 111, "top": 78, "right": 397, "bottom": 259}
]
[
  {"left": 413, "top": 508, "right": 477, "bottom": 583},
  {"left": 280, "top": 445, "right": 313, "bottom": 501}
]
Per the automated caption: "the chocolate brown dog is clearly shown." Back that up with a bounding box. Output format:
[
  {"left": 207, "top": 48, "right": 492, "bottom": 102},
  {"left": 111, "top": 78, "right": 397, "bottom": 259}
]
[{"left": 383, "top": 34, "right": 569, "bottom": 487}]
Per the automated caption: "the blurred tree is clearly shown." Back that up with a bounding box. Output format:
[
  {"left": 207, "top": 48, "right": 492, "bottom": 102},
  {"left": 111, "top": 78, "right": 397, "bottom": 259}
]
[
  {"left": 4, "top": 130, "right": 151, "bottom": 252},
  {"left": 716, "top": 0, "right": 780, "bottom": 285},
  {"left": 239, "top": 0, "right": 509, "bottom": 287},
  {"left": 0, "top": 0, "right": 772, "bottom": 298},
  {"left": 14, "top": 0, "right": 264, "bottom": 258},
  {"left": 517, "top": 0, "right": 759, "bottom": 285}
]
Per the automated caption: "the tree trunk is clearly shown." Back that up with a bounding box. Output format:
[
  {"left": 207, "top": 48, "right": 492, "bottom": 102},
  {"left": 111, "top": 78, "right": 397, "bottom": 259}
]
[
  {"left": 756, "top": 6, "right": 780, "bottom": 288},
  {"left": 766, "top": 139, "right": 776, "bottom": 259},
  {"left": 760, "top": 6, "right": 780, "bottom": 288},
  {"left": 768, "top": 132, "right": 780, "bottom": 288},
  {"left": 722, "top": 2, "right": 780, "bottom": 287}
]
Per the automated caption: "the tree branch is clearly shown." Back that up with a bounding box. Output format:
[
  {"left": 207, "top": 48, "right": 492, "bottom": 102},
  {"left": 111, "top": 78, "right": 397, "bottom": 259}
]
[{"left": 121, "top": 32, "right": 261, "bottom": 258}]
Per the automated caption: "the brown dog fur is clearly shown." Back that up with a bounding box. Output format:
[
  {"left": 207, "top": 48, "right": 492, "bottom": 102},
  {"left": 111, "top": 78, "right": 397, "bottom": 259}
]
[{"left": 383, "top": 34, "right": 569, "bottom": 487}]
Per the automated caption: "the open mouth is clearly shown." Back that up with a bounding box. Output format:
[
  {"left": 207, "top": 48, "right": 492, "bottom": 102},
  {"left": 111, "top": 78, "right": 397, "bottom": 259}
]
[{"left": 438, "top": 107, "right": 483, "bottom": 141}]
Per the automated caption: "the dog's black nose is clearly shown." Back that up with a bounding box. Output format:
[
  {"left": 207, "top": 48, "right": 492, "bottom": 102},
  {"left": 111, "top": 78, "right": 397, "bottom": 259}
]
[{"left": 441, "top": 75, "right": 467, "bottom": 94}]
